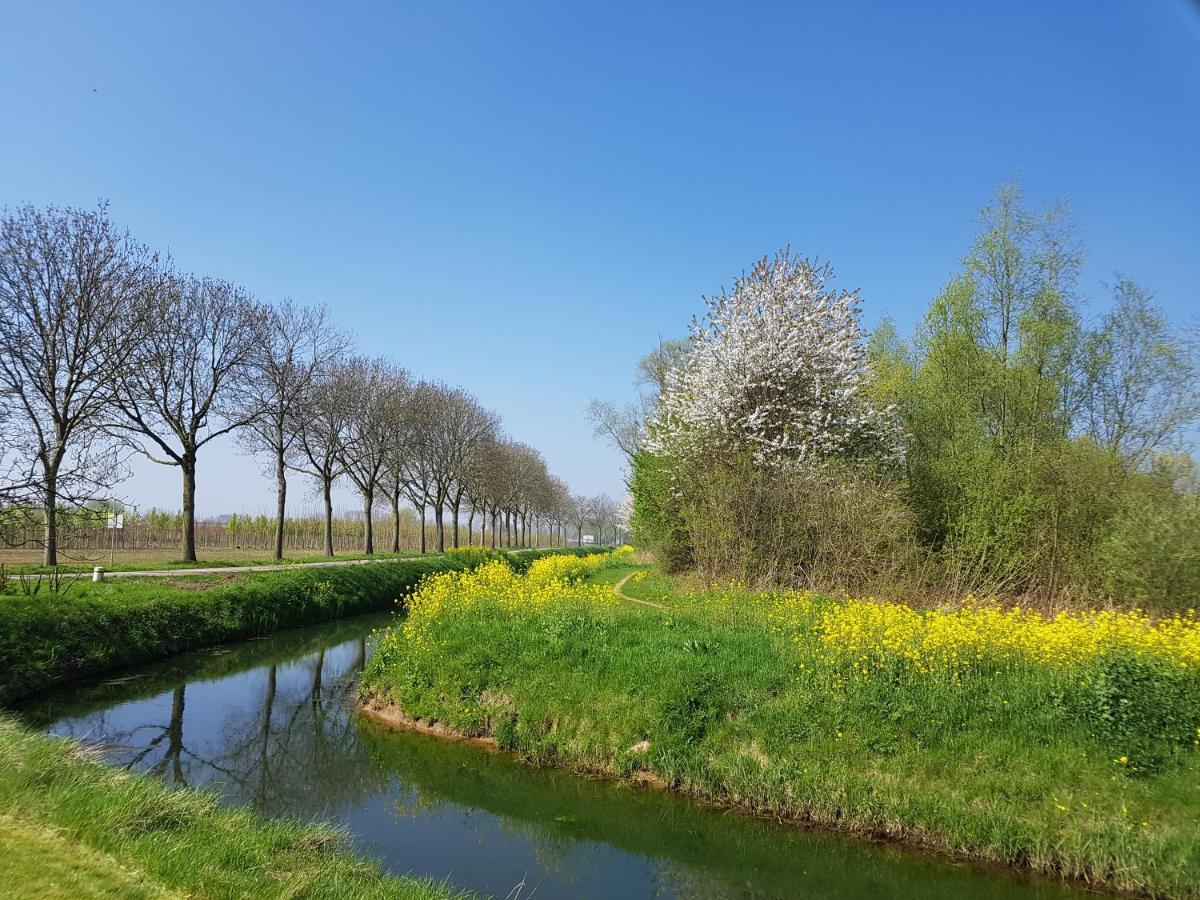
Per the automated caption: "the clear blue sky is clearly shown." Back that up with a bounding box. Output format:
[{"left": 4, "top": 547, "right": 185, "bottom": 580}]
[{"left": 2, "top": 1, "right": 1198, "bottom": 516}]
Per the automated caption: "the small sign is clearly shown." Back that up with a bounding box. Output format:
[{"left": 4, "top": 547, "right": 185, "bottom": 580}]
[{"left": 107, "top": 513, "right": 124, "bottom": 530}]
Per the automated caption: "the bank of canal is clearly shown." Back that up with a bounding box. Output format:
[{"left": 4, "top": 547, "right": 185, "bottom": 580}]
[{"left": 16, "top": 611, "right": 1088, "bottom": 899}]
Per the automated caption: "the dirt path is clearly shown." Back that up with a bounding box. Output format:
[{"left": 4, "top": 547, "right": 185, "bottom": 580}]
[{"left": 613, "top": 571, "right": 669, "bottom": 610}]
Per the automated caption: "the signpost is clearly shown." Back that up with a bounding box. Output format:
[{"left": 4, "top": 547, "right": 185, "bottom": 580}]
[{"left": 107, "top": 512, "right": 124, "bottom": 567}]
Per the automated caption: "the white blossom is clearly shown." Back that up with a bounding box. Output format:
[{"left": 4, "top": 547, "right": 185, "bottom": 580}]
[{"left": 646, "top": 250, "right": 899, "bottom": 468}]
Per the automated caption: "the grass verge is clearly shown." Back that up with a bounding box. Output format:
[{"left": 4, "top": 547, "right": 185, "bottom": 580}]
[
  {"left": 0, "top": 716, "right": 458, "bottom": 899},
  {"left": 0, "top": 546, "right": 603, "bottom": 705},
  {"left": 360, "top": 557, "right": 1200, "bottom": 898},
  {"left": 3, "top": 548, "right": 424, "bottom": 574}
]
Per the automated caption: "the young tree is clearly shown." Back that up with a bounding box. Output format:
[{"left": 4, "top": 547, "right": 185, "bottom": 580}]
[
  {"left": 1081, "top": 278, "right": 1200, "bottom": 469},
  {"left": 240, "top": 301, "right": 345, "bottom": 559},
  {"left": 111, "top": 274, "right": 261, "bottom": 561},
  {"left": 0, "top": 203, "right": 158, "bottom": 564},
  {"left": 961, "top": 180, "right": 1082, "bottom": 457}
]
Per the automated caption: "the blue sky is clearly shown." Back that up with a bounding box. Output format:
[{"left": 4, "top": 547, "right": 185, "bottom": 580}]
[{"left": 2, "top": 1, "right": 1198, "bottom": 516}]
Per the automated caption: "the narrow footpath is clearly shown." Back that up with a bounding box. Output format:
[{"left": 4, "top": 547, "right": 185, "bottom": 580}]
[{"left": 612, "top": 571, "right": 669, "bottom": 610}]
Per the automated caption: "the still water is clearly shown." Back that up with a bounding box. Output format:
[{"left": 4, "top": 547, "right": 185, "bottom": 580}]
[{"left": 18, "top": 612, "right": 1085, "bottom": 899}]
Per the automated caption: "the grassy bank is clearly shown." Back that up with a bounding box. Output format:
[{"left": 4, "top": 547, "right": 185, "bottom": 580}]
[
  {"left": 0, "top": 716, "right": 457, "bottom": 899},
  {"left": 0, "top": 546, "right": 602, "bottom": 705},
  {"left": 3, "top": 544, "right": 597, "bottom": 574},
  {"left": 360, "top": 554, "right": 1200, "bottom": 898},
  {"left": 2, "top": 548, "right": 425, "bottom": 574}
]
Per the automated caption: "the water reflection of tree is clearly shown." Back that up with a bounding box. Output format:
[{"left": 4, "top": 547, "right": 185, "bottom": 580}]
[
  {"left": 183, "top": 641, "right": 387, "bottom": 818},
  {"left": 41, "top": 630, "right": 389, "bottom": 819}
]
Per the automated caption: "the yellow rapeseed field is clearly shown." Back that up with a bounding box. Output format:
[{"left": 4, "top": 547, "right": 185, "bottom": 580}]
[
  {"left": 397, "top": 548, "right": 633, "bottom": 652},
  {"left": 762, "top": 592, "right": 1200, "bottom": 680}
]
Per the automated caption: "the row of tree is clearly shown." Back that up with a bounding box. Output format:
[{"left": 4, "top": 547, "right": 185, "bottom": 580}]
[
  {"left": 0, "top": 202, "right": 619, "bottom": 564},
  {"left": 611, "top": 182, "right": 1200, "bottom": 606}
]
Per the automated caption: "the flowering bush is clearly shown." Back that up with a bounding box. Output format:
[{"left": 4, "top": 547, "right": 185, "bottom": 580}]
[{"left": 646, "top": 250, "right": 900, "bottom": 469}]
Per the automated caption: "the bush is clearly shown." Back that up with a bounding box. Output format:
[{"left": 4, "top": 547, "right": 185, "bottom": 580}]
[
  {"left": 678, "top": 454, "right": 919, "bottom": 593},
  {"left": 630, "top": 451, "right": 691, "bottom": 572},
  {"left": 1095, "top": 478, "right": 1200, "bottom": 611}
]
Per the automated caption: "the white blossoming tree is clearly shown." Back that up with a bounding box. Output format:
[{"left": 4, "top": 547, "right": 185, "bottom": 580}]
[{"left": 646, "top": 250, "right": 899, "bottom": 468}]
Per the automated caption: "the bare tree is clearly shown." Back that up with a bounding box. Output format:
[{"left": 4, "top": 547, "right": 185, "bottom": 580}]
[
  {"left": 586, "top": 336, "right": 688, "bottom": 475},
  {"left": 462, "top": 437, "right": 509, "bottom": 549},
  {"left": 590, "top": 493, "right": 619, "bottom": 545},
  {"left": 544, "top": 476, "right": 573, "bottom": 546},
  {"left": 425, "top": 385, "right": 499, "bottom": 551},
  {"left": 291, "top": 370, "right": 353, "bottom": 556},
  {"left": 111, "top": 274, "right": 263, "bottom": 561},
  {"left": 239, "top": 301, "right": 345, "bottom": 559},
  {"left": 378, "top": 372, "right": 420, "bottom": 554},
  {"left": 336, "top": 358, "right": 407, "bottom": 555},
  {"left": 387, "top": 380, "right": 438, "bottom": 553},
  {"left": 570, "top": 494, "right": 593, "bottom": 546},
  {"left": 0, "top": 203, "right": 158, "bottom": 564}
]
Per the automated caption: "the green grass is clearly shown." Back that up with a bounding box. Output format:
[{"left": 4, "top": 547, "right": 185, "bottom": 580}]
[
  {"left": 8, "top": 548, "right": 423, "bottom": 574},
  {"left": 0, "top": 547, "right": 605, "bottom": 705},
  {"left": 3, "top": 545, "right": 578, "bottom": 574},
  {"left": 0, "top": 716, "right": 459, "bottom": 899},
  {"left": 362, "top": 564, "right": 1200, "bottom": 899}
]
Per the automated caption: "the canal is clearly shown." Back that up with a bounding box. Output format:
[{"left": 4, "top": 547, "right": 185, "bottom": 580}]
[{"left": 17, "top": 611, "right": 1085, "bottom": 899}]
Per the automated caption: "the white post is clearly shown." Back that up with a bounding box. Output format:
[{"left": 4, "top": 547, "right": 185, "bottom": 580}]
[{"left": 93, "top": 566, "right": 105, "bottom": 583}]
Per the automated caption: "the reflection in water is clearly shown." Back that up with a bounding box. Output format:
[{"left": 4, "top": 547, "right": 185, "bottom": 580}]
[{"left": 20, "top": 613, "right": 1082, "bottom": 900}]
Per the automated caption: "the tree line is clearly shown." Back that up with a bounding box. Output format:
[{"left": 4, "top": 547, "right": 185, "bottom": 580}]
[
  {"left": 0, "top": 202, "right": 620, "bottom": 565},
  {"left": 612, "top": 183, "right": 1200, "bottom": 608}
]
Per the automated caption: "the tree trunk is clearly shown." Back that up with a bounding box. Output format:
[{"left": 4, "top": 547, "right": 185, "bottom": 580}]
[
  {"left": 451, "top": 498, "right": 461, "bottom": 549},
  {"left": 362, "top": 487, "right": 374, "bottom": 554},
  {"left": 273, "top": 447, "right": 286, "bottom": 561},
  {"left": 490, "top": 508, "right": 497, "bottom": 548},
  {"left": 416, "top": 503, "right": 426, "bottom": 553},
  {"left": 41, "top": 464, "right": 58, "bottom": 567},
  {"left": 468, "top": 506, "right": 476, "bottom": 546},
  {"left": 322, "top": 477, "right": 334, "bottom": 557},
  {"left": 390, "top": 489, "right": 401, "bottom": 553},
  {"left": 435, "top": 504, "right": 445, "bottom": 552},
  {"left": 181, "top": 454, "right": 197, "bottom": 562}
]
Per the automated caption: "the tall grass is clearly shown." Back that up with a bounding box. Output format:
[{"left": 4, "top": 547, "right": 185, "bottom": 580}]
[{"left": 361, "top": 560, "right": 1200, "bottom": 898}]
